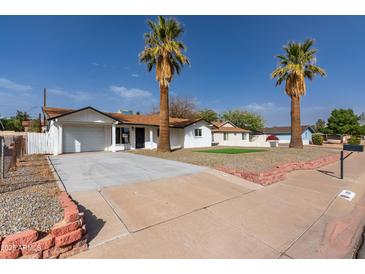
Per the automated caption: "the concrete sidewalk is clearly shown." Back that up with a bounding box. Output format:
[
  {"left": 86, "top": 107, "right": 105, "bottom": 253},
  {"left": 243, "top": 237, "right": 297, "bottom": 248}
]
[{"left": 72, "top": 152, "right": 365, "bottom": 258}]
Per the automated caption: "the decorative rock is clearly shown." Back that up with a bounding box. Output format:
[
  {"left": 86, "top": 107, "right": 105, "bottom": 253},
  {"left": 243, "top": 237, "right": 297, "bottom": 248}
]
[
  {"left": 19, "top": 252, "right": 42, "bottom": 259},
  {"left": 0, "top": 249, "right": 21, "bottom": 259},
  {"left": 58, "top": 243, "right": 88, "bottom": 259},
  {"left": 64, "top": 208, "right": 79, "bottom": 223},
  {"left": 42, "top": 245, "right": 72, "bottom": 259},
  {"left": 218, "top": 154, "right": 340, "bottom": 185},
  {"left": 22, "top": 235, "right": 54, "bottom": 255},
  {"left": 55, "top": 228, "right": 83, "bottom": 247},
  {"left": 51, "top": 220, "right": 81, "bottom": 237},
  {"left": 73, "top": 235, "right": 88, "bottom": 249},
  {"left": 1, "top": 229, "right": 38, "bottom": 252}
]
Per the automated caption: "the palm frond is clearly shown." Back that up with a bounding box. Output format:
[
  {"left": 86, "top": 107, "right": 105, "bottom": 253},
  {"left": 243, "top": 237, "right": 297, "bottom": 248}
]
[
  {"left": 271, "top": 38, "right": 325, "bottom": 96},
  {"left": 139, "top": 15, "right": 189, "bottom": 87}
]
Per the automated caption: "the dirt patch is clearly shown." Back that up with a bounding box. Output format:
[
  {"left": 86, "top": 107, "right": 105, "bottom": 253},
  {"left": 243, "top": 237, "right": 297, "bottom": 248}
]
[{"left": 131, "top": 146, "right": 339, "bottom": 173}]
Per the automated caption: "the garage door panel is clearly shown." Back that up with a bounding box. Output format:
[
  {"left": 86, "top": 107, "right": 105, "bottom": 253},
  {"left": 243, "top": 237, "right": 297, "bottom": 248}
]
[{"left": 63, "top": 125, "right": 106, "bottom": 153}]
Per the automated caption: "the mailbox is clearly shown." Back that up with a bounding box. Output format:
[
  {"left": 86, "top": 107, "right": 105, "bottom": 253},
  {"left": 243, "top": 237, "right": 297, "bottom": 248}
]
[{"left": 343, "top": 144, "right": 364, "bottom": 152}]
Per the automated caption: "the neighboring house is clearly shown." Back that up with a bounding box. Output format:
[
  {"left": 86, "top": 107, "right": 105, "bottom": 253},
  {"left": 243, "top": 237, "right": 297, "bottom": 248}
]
[
  {"left": 22, "top": 120, "right": 46, "bottom": 132},
  {"left": 261, "top": 125, "right": 315, "bottom": 145},
  {"left": 43, "top": 106, "right": 213, "bottom": 155},
  {"left": 212, "top": 121, "right": 250, "bottom": 146},
  {"left": 211, "top": 120, "right": 271, "bottom": 147}
]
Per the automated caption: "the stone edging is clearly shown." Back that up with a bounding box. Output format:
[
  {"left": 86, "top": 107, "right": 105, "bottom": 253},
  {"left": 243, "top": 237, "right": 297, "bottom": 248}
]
[
  {"left": 0, "top": 192, "right": 87, "bottom": 259},
  {"left": 217, "top": 153, "right": 341, "bottom": 186}
]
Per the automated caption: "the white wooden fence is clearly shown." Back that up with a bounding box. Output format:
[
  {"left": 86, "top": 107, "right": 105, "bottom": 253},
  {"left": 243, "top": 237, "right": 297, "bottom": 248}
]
[{"left": 27, "top": 132, "right": 54, "bottom": 154}]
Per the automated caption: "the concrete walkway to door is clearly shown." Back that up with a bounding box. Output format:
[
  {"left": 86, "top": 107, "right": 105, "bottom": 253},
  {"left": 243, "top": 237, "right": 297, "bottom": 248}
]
[
  {"left": 68, "top": 151, "right": 365, "bottom": 258},
  {"left": 50, "top": 151, "right": 205, "bottom": 192}
]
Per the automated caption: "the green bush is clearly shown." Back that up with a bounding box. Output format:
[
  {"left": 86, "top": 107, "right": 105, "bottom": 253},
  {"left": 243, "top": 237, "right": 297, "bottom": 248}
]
[
  {"left": 347, "top": 136, "right": 361, "bottom": 145},
  {"left": 312, "top": 134, "right": 324, "bottom": 145}
]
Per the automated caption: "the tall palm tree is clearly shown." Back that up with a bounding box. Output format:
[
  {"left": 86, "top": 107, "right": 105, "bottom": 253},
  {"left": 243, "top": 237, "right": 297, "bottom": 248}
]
[
  {"left": 271, "top": 39, "right": 326, "bottom": 148},
  {"left": 139, "top": 16, "right": 190, "bottom": 152}
]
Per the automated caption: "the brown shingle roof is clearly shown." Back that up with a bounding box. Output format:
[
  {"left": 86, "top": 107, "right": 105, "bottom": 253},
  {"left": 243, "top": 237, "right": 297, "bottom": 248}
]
[
  {"left": 212, "top": 127, "right": 250, "bottom": 133},
  {"left": 43, "top": 107, "right": 206, "bottom": 128},
  {"left": 261, "top": 125, "right": 314, "bottom": 134},
  {"left": 211, "top": 121, "right": 223, "bottom": 128}
]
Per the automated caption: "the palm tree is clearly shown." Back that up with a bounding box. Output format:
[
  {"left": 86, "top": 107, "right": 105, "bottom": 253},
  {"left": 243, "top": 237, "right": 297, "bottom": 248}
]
[
  {"left": 139, "top": 16, "right": 190, "bottom": 152},
  {"left": 271, "top": 39, "right": 326, "bottom": 148}
]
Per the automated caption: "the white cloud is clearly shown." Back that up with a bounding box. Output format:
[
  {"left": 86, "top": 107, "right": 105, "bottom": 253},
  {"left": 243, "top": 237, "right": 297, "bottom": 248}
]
[
  {"left": 91, "top": 62, "right": 107, "bottom": 68},
  {"left": 131, "top": 74, "right": 139, "bottom": 78},
  {"left": 110, "top": 85, "right": 152, "bottom": 100},
  {"left": 244, "top": 102, "right": 287, "bottom": 112},
  {"left": 0, "top": 78, "right": 32, "bottom": 91},
  {"left": 48, "top": 88, "right": 91, "bottom": 101}
]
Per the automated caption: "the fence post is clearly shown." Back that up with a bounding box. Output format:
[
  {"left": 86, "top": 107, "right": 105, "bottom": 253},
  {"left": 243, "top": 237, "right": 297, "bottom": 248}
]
[{"left": 0, "top": 137, "right": 4, "bottom": 182}]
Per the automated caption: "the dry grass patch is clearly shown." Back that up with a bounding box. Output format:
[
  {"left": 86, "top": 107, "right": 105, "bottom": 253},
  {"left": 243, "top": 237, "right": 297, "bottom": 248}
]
[{"left": 131, "top": 146, "right": 339, "bottom": 173}]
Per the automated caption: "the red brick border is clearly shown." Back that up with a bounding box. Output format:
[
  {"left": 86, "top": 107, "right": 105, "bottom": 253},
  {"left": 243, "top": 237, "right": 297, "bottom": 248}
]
[
  {"left": 0, "top": 192, "right": 87, "bottom": 259},
  {"left": 217, "top": 153, "right": 342, "bottom": 186}
]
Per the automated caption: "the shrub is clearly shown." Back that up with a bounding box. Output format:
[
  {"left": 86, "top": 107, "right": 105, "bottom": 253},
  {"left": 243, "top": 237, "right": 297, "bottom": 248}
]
[
  {"left": 312, "top": 134, "right": 324, "bottom": 145},
  {"left": 347, "top": 136, "right": 361, "bottom": 145}
]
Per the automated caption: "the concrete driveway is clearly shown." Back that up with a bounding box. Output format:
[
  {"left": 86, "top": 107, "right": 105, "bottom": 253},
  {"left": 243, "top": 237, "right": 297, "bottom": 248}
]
[
  {"left": 50, "top": 151, "right": 205, "bottom": 192},
  {"left": 57, "top": 151, "right": 365, "bottom": 258}
]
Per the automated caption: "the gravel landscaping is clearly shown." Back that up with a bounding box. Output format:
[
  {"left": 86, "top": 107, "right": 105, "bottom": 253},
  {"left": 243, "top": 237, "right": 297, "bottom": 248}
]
[
  {"left": 0, "top": 155, "right": 63, "bottom": 237},
  {"left": 131, "top": 146, "right": 339, "bottom": 172}
]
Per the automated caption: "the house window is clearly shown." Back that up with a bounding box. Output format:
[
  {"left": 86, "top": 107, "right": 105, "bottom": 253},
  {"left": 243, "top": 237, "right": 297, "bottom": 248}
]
[
  {"left": 116, "top": 127, "right": 130, "bottom": 144},
  {"left": 157, "top": 128, "right": 160, "bottom": 137},
  {"left": 242, "top": 133, "right": 248, "bottom": 140},
  {"left": 116, "top": 128, "right": 121, "bottom": 144},
  {"left": 224, "top": 133, "right": 229, "bottom": 140},
  {"left": 121, "top": 128, "right": 130, "bottom": 144},
  {"left": 194, "top": 128, "right": 202, "bottom": 137}
]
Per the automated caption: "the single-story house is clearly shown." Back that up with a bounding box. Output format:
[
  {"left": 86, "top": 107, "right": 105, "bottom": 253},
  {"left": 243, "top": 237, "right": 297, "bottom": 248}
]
[
  {"left": 261, "top": 125, "right": 315, "bottom": 145},
  {"left": 22, "top": 120, "right": 46, "bottom": 132},
  {"left": 43, "top": 106, "right": 213, "bottom": 155},
  {"left": 212, "top": 121, "right": 250, "bottom": 146},
  {"left": 211, "top": 121, "right": 271, "bottom": 147}
]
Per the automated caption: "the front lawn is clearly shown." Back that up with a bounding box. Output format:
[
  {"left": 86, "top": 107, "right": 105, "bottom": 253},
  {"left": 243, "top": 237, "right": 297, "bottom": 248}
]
[
  {"left": 194, "top": 148, "right": 266, "bottom": 154},
  {"left": 131, "top": 146, "right": 339, "bottom": 173}
]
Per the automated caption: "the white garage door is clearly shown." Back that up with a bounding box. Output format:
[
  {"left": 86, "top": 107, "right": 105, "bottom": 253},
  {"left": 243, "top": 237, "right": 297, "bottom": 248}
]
[{"left": 63, "top": 125, "right": 106, "bottom": 153}]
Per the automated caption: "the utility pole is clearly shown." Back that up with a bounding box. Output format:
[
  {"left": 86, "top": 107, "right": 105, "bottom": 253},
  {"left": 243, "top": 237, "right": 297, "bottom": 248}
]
[
  {"left": 43, "top": 88, "right": 47, "bottom": 126},
  {"left": 38, "top": 113, "right": 42, "bottom": 133}
]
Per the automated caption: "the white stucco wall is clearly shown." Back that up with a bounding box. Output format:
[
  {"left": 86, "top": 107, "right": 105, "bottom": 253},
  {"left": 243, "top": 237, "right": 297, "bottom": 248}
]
[
  {"left": 212, "top": 132, "right": 271, "bottom": 147},
  {"left": 183, "top": 121, "right": 212, "bottom": 148},
  {"left": 213, "top": 132, "right": 250, "bottom": 146},
  {"left": 48, "top": 109, "right": 116, "bottom": 155}
]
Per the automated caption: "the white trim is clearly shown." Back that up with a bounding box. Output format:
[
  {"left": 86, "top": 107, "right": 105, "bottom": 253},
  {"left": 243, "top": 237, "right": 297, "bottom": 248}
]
[{"left": 111, "top": 123, "right": 116, "bottom": 152}]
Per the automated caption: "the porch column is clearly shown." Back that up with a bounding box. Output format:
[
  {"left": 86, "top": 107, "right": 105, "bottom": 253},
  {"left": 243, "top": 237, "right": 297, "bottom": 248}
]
[
  {"left": 57, "top": 124, "right": 63, "bottom": 155},
  {"left": 112, "top": 123, "right": 116, "bottom": 152},
  {"left": 149, "top": 127, "right": 153, "bottom": 149}
]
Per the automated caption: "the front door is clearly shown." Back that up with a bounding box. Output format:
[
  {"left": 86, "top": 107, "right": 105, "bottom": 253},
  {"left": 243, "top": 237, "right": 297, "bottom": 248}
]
[{"left": 135, "top": 127, "right": 145, "bottom": 149}]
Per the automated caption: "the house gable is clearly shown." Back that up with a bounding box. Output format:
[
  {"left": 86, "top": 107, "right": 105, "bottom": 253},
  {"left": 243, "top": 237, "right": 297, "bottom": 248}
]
[
  {"left": 220, "top": 121, "right": 237, "bottom": 128},
  {"left": 57, "top": 108, "right": 117, "bottom": 124}
]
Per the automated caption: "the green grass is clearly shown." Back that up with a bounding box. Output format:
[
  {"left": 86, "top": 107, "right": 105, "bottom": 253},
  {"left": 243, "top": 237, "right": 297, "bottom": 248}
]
[{"left": 193, "top": 148, "right": 266, "bottom": 154}]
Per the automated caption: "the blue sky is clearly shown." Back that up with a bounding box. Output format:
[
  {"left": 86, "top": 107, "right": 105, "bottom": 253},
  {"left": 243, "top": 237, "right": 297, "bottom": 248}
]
[{"left": 0, "top": 16, "right": 364, "bottom": 126}]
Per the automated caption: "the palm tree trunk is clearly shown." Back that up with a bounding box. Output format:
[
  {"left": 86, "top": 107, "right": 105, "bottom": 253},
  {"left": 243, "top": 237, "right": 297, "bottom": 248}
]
[
  {"left": 289, "top": 95, "right": 303, "bottom": 149},
  {"left": 158, "top": 84, "right": 171, "bottom": 152}
]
